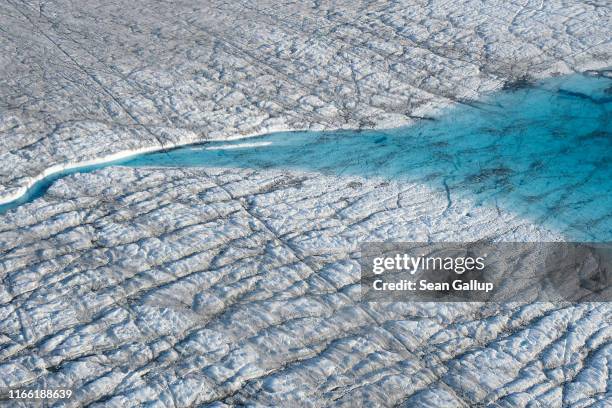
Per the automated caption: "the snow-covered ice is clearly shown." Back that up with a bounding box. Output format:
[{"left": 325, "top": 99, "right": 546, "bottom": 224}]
[
  {"left": 1, "top": 166, "right": 609, "bottom": 406},
  {"left": 0, "top": 0, "right": 611, "bottom": 406}
]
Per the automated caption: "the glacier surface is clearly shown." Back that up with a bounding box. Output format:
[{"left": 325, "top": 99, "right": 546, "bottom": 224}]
[
  {"left": 1, "top": 0, "right": 611, "bottom": 202},
  {"left": 0, "top": 0, "right": 611, "bottom": 406},
  {"left": 0, "top": 166, "right": 610, "bottom": 406}
]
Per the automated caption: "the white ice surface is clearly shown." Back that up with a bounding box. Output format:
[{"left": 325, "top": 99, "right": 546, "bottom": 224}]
[
  {"left": 0, "top": 166, "right": 609, "bottom": 406},
  {"left": 0, "top": 1, "right": 611, "bottom": 406}
]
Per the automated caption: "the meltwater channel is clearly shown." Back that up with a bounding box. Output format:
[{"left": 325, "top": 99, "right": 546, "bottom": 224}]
[{"left": 2, "top": 73, "right": 611, "bottom": 240}]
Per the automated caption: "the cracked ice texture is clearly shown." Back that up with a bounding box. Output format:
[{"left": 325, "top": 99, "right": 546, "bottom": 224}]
[
  {"left": 0, "top": 0, "right": 610, "bottom": 202},
  {"left": 0, "top": 166, "right": 610, "bottom": 406},
  {"left": 0, "top": 1, "right": 611, "bottom": 406}
]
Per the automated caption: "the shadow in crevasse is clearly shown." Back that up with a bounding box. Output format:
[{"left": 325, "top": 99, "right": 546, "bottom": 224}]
[
  {"left": 128, "top": 74, "right": 611, "bottom": 241},
  {"left": 2, "top": 74, "right": 610, "bottom": 242}
]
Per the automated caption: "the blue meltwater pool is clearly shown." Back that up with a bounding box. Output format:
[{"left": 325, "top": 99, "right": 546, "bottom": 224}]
[{"left": 2, "top": 73, "right": 611, "bottom": 240}]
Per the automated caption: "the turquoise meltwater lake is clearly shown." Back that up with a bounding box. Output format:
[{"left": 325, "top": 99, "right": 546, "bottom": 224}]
[{"left": 2, "top": 73, "right": 611, "bottom": 240}]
